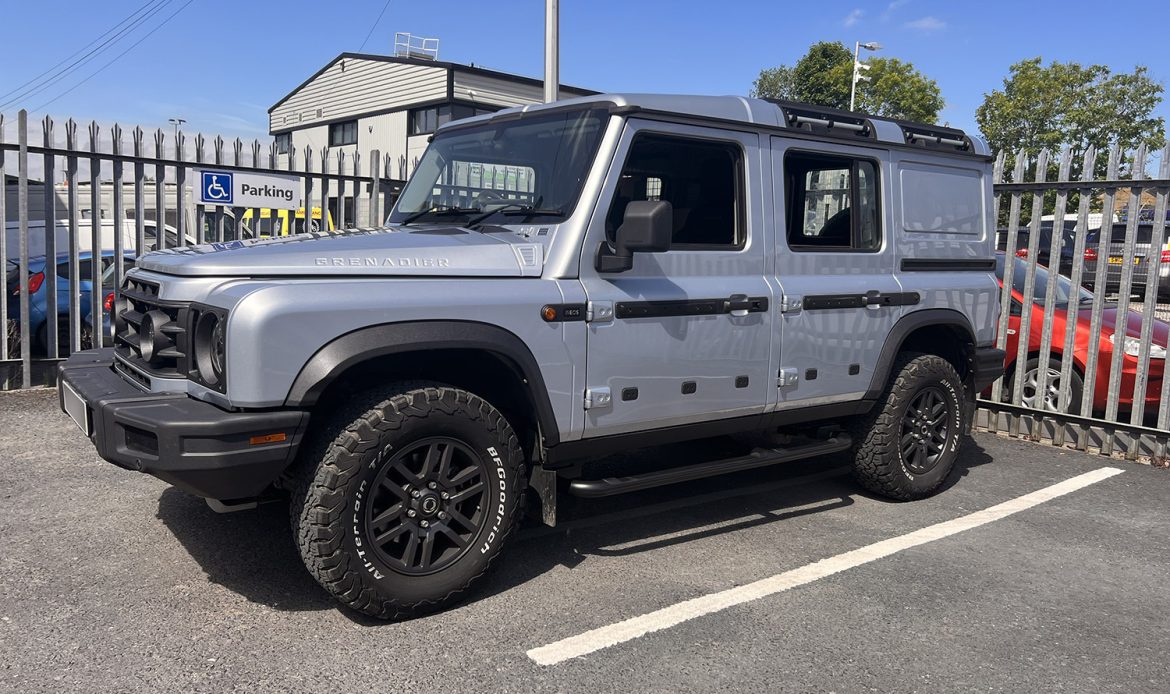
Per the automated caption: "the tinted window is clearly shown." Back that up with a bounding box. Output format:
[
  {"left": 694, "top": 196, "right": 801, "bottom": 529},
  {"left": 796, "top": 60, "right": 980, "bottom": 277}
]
[
  {"left": 606, "top": 134, "right": 742, "bottom": 248},
  {"left": 995, "top": 255, "right": 1092, "bottom": 307},
  {"left": 328, "top": 120, "right": 357, "bottom": 146},
  {"left": 56, "top": 259, "right": 94, "bottom": 280},
  {"left": 785, "top": 152, "right": 880, "bottom": 250}
]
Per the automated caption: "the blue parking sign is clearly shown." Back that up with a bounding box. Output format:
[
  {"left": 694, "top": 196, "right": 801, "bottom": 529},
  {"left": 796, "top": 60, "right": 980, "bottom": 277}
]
[{"left": 201, "top": 171, "right": 234, "bottom": 205}]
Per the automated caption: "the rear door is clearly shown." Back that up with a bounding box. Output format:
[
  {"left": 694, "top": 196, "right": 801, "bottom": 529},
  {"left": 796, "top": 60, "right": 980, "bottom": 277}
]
[{"left": 769, "top": 137, "right": 906, "bottom": 409}]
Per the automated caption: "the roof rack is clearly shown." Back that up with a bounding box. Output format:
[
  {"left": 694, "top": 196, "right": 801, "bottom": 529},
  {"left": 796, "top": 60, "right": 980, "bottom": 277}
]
[{"left": 764, "top": 100, "right": 876, "bottom": 140}]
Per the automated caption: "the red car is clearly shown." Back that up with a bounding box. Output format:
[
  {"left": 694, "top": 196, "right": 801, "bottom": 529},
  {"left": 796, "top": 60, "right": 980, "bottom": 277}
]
[{"left": 995, "top": 254, "right": 1167, "bottom": 415}]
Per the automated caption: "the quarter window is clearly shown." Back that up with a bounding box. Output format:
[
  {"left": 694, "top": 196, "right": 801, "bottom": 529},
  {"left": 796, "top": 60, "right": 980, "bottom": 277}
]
[
  {"left": 328, "top": 120, "right": 358, "bottom": 147},
  {"left": 785, "top": 152, "right": 880, "bottom": 251},
  {"left": 606, "top": 134, "right": 743, "bottom": 248}
]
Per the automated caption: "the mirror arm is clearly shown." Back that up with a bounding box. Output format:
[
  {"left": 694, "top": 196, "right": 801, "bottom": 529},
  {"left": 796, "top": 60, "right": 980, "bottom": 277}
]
[{"left": 595, "top": 241, "right": 633, "bottom": 273}]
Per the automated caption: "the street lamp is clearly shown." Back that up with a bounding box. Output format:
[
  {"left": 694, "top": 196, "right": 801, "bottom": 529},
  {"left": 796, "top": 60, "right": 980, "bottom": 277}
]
[
  {"left": 168, "top": 117, "right": 186, "bottom": 141},
  {"left": 850, "top": 41, "right": 881, "bottom": 112}
]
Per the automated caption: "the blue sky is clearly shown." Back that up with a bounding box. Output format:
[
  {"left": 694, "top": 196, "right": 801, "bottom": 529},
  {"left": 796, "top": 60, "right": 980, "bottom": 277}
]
[{"left": 1, "top": 0, "right": 1167, "bottom": 143}]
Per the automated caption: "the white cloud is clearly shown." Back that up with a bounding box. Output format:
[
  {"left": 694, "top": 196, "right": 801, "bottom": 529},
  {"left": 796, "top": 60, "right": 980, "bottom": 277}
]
[
  {"left": 882, "top": 0, "right": 910, "bottom": 21},
  {"left": 905, "top": 16, "right": 946, "bottom": 31},
  {"left": 843, "top": 9, "right": 864, "bottom": 27}
]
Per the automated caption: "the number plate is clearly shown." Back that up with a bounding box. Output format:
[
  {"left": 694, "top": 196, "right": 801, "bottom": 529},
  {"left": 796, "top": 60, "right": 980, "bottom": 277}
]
[
  {"left": 61, "top": 380, "right": 92, "bottom": 436},
  {"left": 1107, "top": 256, "right": 1142, "bottom": 265}
]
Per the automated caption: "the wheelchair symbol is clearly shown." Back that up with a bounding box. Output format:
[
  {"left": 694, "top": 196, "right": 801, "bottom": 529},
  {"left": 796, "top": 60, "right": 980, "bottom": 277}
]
[{"left": 201, "top": 172, "right": 233, "bottom": 204}]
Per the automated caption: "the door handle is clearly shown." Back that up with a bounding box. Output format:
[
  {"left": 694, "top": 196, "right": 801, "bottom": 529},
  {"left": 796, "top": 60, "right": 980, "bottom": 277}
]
[{"left": 724, "top": 294, "right": 768, "bottom": 317}]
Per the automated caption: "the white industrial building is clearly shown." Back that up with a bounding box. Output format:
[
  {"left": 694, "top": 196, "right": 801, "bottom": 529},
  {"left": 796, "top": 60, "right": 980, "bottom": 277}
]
[{"left": 268, "top": 50, "right": 596, "bottom": 190}]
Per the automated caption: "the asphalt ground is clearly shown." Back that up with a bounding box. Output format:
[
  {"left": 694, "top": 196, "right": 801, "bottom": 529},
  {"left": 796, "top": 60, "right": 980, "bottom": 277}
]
[{"left": 0, "top": 388, "right": 1167, "bottom": 693}]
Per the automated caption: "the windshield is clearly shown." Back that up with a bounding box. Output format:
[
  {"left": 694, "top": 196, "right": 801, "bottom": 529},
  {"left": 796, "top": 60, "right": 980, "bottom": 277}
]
[
  {"left": 995, "top": 255, "right": 1093, "bottom": 307},
  {"left": 388, "top": 107, "right": 609, "bottom": 225}
]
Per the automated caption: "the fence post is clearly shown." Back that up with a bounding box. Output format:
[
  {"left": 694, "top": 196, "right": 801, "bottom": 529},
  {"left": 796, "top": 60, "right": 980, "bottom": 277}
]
[
  {"left": 65, "top": 120, "right": 81, "bottom": 353},
  {"left": 17, "top": 110, "right": 32, "bottom": 387},
  {"left": 41, "top": 117, "right": 59, "bottom": 360}
]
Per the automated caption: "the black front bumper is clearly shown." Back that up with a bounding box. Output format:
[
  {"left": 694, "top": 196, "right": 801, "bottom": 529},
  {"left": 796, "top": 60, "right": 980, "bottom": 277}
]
[
  {"left": 58, "top": 349, "right": 310, "bottom": 500},
  {"left": 971, "top": 345, "right": 1007, "bottom": 392}
]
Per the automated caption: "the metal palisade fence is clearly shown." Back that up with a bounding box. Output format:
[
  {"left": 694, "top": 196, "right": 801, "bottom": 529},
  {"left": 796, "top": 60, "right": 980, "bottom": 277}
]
[
  {"left": 2, "top": 107, "right": 1168, "bottom": 462},
  {"left": 2, "top": 109, "right": 404, "bottom": 388},
  {"left": 979, "top": 142, "right": 1170, "bottom": 463}
]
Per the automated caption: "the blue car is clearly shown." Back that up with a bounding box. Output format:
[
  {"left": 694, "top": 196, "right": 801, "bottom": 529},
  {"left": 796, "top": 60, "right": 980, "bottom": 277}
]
[{"left": 4, "top": 251, "right": 132, "bottom": 356}]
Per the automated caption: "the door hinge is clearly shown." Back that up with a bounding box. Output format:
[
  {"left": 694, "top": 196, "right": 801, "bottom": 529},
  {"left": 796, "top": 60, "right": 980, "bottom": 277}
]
[
  {"left": 780, "top": 295, "right": 803, "bottom": 314},
  {"left": 777, "top": 368, "right": 799, "bottom": 387},
  {"left": 586, "top": 300, "right": 614, "bottom": 323},
  {"left": 584, "top": 387, "right": 613, "bottom": 410}
]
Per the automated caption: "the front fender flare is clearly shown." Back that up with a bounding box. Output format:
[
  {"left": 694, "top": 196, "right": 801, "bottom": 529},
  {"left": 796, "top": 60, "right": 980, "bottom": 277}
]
[{"left": 284, "top": 320, "right": 561, "bottom": 446}]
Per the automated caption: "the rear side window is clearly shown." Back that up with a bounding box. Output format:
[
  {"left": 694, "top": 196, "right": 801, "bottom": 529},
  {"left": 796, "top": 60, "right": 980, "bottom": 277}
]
[
  {"left": 606, "top": 133, "right": 744, "bottom": 249},
  {"left": 784, "top": 152, "right": 880, "bottom": 251}
]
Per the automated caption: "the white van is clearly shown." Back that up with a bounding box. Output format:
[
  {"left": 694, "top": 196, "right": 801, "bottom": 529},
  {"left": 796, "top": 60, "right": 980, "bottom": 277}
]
[{"left": 3, "top": 218, "right": 193, "bottom": 262}]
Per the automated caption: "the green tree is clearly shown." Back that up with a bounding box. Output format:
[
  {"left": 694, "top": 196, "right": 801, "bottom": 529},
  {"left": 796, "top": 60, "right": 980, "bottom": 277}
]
[
  {"left": 751, "top": 65, "right": 796, "bottom": 102},
  {"left": 750, "top": 41, "right": 944, "bottom": 123},
  {"left": 976, "top": 58, "right": 1165, "bottom": 160}
]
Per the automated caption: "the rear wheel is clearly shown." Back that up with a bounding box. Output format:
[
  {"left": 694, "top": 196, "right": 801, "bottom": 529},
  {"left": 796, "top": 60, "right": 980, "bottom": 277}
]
[
  {"left": 850, "top": 353, "right": 964, "bottom": 501},
  {"left": 290, "top": 382, "right": 526, "bottom": 619}
]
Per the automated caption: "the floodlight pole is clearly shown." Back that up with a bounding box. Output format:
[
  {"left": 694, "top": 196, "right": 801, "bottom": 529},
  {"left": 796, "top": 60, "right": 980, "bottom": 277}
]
[
  {"left": 850, "top": 41, "right": 880, "bottom": 112},
  {"left": 543, "top": 0, "right": 559, "bottom": 103}
]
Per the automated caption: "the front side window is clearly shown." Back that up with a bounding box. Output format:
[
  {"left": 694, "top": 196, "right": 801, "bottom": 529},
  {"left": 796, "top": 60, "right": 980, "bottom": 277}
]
[
  {"left": 785, "top": 152, "right": 880, "bottom": 251},
  {"left": 389, "top": 107, "right": 609, "bottom": 225},
  {"left": 605, "top": 134, "right": 743, "bottom": 248},
  {"left": 328, "top": 120, "right": 357, "bottom": 147}
]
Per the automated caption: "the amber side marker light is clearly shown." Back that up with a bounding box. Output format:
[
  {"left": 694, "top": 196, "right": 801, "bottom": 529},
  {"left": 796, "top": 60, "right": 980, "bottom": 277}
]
[
  {"left": 250, "top": 432, "right": 288, "bottom": 445},
  {"left": 541, "top": 305, "right": 558, "bottom": 322}
]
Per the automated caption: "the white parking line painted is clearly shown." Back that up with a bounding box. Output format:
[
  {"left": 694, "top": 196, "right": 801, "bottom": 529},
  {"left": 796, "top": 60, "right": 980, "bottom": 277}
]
[{"left": 527, "top": 466, "right": 1124, "bottom": 666}]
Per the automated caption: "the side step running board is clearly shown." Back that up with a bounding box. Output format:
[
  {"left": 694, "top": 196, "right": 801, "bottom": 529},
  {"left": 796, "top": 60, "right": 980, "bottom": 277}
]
[{"left": 567, "top": 434, "right": 852, "bottom": 498}]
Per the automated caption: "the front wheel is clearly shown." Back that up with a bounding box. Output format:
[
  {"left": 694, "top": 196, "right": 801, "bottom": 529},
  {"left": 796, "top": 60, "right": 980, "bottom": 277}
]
[
  {"left": 291, "top": 383, "right": 526, "bottom": 619},
  {"left": 850, "top": 353, "right": 965, "bottom": 501}
]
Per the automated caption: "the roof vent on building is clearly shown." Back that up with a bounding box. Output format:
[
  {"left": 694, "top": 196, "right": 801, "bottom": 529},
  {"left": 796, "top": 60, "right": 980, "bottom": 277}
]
[{"left": 394, "top": 32, "right": 439, "bottom": 60}]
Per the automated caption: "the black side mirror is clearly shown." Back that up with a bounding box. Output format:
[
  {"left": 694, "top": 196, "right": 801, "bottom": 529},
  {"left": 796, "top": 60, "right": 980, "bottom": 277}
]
[{"left": 596, "top": 200, "right": 673, "bottom": 273}]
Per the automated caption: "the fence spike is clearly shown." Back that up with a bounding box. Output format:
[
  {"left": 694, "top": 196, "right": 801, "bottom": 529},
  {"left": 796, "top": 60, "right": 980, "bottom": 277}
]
[
  {"left": 133, "top": 126, "right": 144, "bottom": 156},
  {"left": 195, "top": 133, "right": 205, "bottom": 163}
]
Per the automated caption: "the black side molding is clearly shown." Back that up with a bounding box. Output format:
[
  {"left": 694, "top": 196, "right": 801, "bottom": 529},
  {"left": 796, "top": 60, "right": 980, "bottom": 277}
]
[
  {"left": 900, "top": 258, "right": 996, "bottom": 272},
  {"left": 803, "top": 292, "right": 920, "bottom": 311},
  {"left": 615, "top": 296, "right": 768, "bottom": 319}
]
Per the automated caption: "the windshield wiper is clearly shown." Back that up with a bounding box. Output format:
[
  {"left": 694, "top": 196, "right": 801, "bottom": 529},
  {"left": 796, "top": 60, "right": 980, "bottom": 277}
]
[
  {"left": 398, "top": 205, "right": 481, "bottom": 226},
  {"left": 465, "top": 202, "right": 565, "bottom": 229}
]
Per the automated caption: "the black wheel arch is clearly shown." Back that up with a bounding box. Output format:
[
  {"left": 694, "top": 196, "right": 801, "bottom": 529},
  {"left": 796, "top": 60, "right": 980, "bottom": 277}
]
[
  {"left": 285, "top": 320, "right": 562, "bottom": 446},
  {"left": 865, "top": 309, "right": 979, "bottom": 400}
]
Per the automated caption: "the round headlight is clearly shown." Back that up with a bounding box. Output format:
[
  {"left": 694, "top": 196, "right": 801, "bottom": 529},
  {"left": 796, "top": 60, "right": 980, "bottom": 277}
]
[
  {"left": 194, "top": 311, "right": 226, "bottom": 386},
  {"left": 137, "top": 309, "right": 171, "bottom": 363}
]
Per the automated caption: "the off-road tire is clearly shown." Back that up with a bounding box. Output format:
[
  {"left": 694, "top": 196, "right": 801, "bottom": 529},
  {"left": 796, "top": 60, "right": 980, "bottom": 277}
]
[
  {"left": 290, "top": 382, "right": 526, "bottom": 619},
  {"left": 849, "top": 353, "right": 964, "bottom": 501}
]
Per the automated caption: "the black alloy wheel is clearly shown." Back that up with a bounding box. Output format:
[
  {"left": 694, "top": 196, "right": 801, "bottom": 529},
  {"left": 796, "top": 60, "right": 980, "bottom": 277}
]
[
  {"left": 365, "top": 437, "right": 491, "bottom": 576},
  {"left": 899, "top": 386, "right": 952, "bottom": 475}
]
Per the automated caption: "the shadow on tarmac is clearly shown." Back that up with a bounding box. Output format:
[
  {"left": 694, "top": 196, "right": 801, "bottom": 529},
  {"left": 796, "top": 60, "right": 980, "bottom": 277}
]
[{"left": 155, "top": 435, "right": 995, "bottom": 623}]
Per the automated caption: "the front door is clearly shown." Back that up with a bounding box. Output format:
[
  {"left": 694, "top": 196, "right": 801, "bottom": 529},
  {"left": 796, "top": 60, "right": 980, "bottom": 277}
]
[
  {"left": 769, "top": 136, "right": 906, "bottom": 409},
  {"left": 579, "top": 122, "right": 773, "bottom": 437}
]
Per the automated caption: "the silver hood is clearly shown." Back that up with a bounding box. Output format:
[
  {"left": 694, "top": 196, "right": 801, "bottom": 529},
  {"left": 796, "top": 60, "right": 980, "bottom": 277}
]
[{"left": 134, "top": 226, "right": 545, "bottom": 278}]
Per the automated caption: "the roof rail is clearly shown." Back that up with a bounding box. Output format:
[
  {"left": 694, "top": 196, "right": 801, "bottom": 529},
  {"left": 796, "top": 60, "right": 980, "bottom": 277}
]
[
  {"left": 899, "top": 123, "right": 972, "bottom": 153},
  {"left": 764, "top": 100, "right": 876, "bottom": 140}
]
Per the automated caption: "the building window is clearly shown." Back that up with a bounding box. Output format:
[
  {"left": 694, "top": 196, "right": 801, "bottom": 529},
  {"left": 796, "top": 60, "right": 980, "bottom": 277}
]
[
  {"left": 605, "top": 133, "right": 744, "bottom": 248},
  {"left": 274, "top": 132, "right": 291, "bottom": 154},
  {"left": 328, "top": 120, "right": 357, "bottom": 146},
  {"left": 409, "top": 103, "right": 498, "bottom": 136},
  {"left": 784, "top": 152, "right": 880, "bottom": 251}
]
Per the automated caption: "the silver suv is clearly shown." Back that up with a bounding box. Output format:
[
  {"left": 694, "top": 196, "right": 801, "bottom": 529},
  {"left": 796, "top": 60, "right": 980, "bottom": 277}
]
[{"left": 58, "top": 94, "right": 1004, "bottom": 618}]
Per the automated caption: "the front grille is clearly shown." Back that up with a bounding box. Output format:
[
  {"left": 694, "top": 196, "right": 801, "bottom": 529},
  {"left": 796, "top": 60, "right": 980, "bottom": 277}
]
[{"left": 114, "top": 277, "right": 191, "bottom": 378}]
